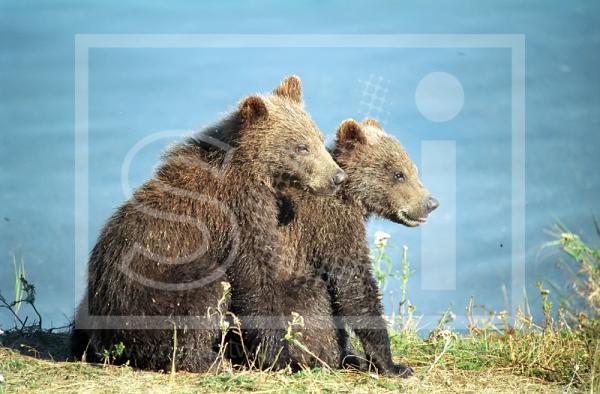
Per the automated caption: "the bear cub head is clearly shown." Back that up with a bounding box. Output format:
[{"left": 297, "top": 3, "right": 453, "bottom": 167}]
[
  {"left": 333, "top": 118, "right": 438, "bottom": 227},
  {"left": 234, "top": 76, "right": 346, "bottom": 195}
]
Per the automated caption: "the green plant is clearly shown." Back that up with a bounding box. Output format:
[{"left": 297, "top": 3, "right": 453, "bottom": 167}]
[
  {"left": 207, "top": 281, "right": 236, "bottom": 373},
  {"left": 535, "top": 281, "right": 553, "bottom": 329},
  {"left": 372, "top": 231, "right": 400, "bottom": 291},
  {"left": 100, "top": 342, "right": 126, "bottom": 366},
  {"left": 543, "top": 221, "right": 599, "bottom": 318},
  {"left": 398, "top": 245, "right": 417, "bottom": 330},
  {"left": 12, "top": 254, "right": 25, "bottom": 316},
  {"left": 0, "top": 257, "right": 42, "bottom": 330},
  {"left": 371, "top": 231, "right": 417, "bottom": 332}
]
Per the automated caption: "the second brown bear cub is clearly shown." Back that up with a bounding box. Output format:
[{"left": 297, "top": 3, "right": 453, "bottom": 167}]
[{"left": 276, "top": 119, "right": 438, "bottom": 375}]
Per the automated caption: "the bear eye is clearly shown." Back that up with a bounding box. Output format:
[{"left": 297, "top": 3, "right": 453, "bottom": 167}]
[
  {"left": 296, "top": 144, "right": 309, "bottom": 154},
  {"left": 394, "top": 171, "right": 405, "bottom": 182}
]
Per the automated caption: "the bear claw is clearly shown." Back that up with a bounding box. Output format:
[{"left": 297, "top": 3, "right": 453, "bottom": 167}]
[{"left": 389, "top": 363, "right": 414, "bottom": 378}]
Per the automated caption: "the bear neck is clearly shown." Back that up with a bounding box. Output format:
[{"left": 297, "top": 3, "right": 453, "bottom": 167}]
[
  {"left": 187, "top": 114, "right": 275, "bottom": 191},
  {"left": 336, "top": 183, "right": 369, "bottom": 219}
]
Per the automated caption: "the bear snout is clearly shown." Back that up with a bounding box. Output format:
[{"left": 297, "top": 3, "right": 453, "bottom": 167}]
[
  {"left": 332, "top": 170, "right": 347, "bottom": 186},
  {"left": 425, "top": 196, "right": 439, "bottom": 213}
]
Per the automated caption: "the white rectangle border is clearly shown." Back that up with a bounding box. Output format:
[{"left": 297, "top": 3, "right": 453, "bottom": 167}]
[{"left": 75, "top": 34, "right": 525, "bottom": 328}]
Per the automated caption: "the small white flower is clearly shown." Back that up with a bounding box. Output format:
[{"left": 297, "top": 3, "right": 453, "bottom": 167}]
[
  {"left": 0, "top": 373, "right": 4, "bottom": 383},
  {"left": 374, "top": 231, "right": 391, "bottom": 248}
]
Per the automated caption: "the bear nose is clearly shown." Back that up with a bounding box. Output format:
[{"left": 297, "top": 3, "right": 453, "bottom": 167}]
[
  {"left": 425, "top": 196, "right": 439, "bottom": 213},
  {"left": 332, "top": 170, "right": 347, "bottom": 185}
]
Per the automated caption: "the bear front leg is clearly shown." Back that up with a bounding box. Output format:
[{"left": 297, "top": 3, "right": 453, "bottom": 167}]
[
  {"left": 229, "top": 283, "right": 291, "bottom": 369},
  {"left": 281, "top": 276, "right": 342, "bottom": 369},
  {"left": 227, "top": 241, "right": 292, "bottom": 370},
  {"left": 336, "top": 323, "right": 365, "bottom": 369},
  {"left": 328, "top": 258, "right": 413, "bottom": 377}
]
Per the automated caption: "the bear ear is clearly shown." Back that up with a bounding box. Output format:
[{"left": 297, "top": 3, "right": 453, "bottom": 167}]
[
  {"left": 362, "top": 118, "right": 383, "bottom": 129},
  {"left": 336, "top": 119, "right": 367, "bottom": 146},
  {"left": 272, "top": 75, "right": 303, "bottom": 103},
  {"left": 239, "top": 96, "right": 268, "bottom": 126}
]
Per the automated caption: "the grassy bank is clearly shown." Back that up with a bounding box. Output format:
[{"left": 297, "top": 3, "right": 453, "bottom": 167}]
[
  {"left": 0, "top": 323, "right": 595, "bottom": 392},
  {"left": 0, "top": 228, "right": 598, "bottom": 393},
  {"left": 0, "top": 346, "right": 567, "bottom": 393}
]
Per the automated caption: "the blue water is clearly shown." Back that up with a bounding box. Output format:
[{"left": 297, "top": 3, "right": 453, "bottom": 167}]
[{"left": 1, "top": 1, "right": 599, "bottom": 330}]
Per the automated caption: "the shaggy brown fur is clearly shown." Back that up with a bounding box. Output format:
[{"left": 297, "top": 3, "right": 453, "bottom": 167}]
[
  {"left": 71, "top": 76, "right": 345, "bottom": 372},
  {"left": 275, "top": 119, "right": 438, "bottom": 375}
]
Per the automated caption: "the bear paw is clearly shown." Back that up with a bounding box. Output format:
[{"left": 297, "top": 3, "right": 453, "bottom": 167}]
[{"left": 387, "top": 363, "right": 413, "bottom": 378}]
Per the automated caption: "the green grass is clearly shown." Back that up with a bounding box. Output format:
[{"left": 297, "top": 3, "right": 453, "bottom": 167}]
[
  {"left": 0, "top": 346, "right": 567, "bottom": 393},
  {"left": 1, "top": 309, "right": 595, "bottom": 392}
]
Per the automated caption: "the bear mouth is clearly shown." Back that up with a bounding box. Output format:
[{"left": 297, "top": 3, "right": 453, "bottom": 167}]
[{"left": 391, "top": 211, "right": 428, "bottom": 227}]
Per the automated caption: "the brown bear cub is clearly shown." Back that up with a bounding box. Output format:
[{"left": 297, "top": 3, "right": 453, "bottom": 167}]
[
  {"left": 275, "top": 118, "right": 438, "bottom": 375},
  {"left": 71, "top": 76, "right": 346, "bottom": 372}
]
